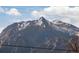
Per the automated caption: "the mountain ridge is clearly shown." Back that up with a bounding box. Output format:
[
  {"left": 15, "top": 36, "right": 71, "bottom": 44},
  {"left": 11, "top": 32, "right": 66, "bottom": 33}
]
[{"left": 0, "top": 17, "right": 79, "bottom": 53}]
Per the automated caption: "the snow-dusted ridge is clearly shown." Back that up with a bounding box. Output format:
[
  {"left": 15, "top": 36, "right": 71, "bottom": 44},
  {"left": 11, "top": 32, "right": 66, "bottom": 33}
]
[{"left": 11, "top": 17, "right": 79, "bottom": 34}]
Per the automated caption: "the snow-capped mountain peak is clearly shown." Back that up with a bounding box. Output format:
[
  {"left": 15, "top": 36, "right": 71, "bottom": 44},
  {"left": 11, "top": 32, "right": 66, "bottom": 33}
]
[{"left": 0, "top": 17, "right": 79, "bottom": 53}]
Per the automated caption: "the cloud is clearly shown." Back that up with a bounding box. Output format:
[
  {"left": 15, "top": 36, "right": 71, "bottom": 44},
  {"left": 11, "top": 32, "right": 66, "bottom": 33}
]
[
  {"left": 31, "top": 6, "right": 79, "bottom": 27},
  {"left": 0, "top": 27, "right": 4, "bottom": 33},
  {"left": 0, "top": 7, "right": 4, "bottom": 13},
  {"left": 6, "top": 8, "right": 21, "bottom": 16},
  {"left": 32, "top": 6, "right": 79, "bottom": 17},
  {"left": 0, "top": 7, "right": 21, "bottom": 16}
]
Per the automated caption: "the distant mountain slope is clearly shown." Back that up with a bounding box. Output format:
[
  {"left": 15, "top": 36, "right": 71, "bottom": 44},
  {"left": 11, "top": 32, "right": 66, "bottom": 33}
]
[{"left": 0, "top": 17, "right": 79, "bottom": 53}]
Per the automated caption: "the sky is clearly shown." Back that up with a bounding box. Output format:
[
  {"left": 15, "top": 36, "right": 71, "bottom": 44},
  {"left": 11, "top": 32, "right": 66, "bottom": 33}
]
[{"left": 0, "top": 6, "right": 79, "bottom": 33}]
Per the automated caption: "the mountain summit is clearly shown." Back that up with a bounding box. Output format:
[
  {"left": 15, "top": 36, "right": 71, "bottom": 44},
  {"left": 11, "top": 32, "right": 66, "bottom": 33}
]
[
  {"left": 39, "top": 17, "right": 46, "bottom": 21},
  {"left": 0, "top": 17, "right": 79, "bottom": 53}
]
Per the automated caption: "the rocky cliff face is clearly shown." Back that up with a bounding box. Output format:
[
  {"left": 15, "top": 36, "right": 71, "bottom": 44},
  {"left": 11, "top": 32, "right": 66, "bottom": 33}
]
[
  {"left": 0, "top": 17, "right": 79, "bottom": 53},
  {"left": 66, "top": 32, "right": 79, "bottom": 53}
]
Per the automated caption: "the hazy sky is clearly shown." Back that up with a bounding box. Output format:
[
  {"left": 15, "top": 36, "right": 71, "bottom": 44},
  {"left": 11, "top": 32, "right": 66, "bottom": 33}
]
[{"left": 0, "top": 6, "right": 79, "bottom": 33}]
